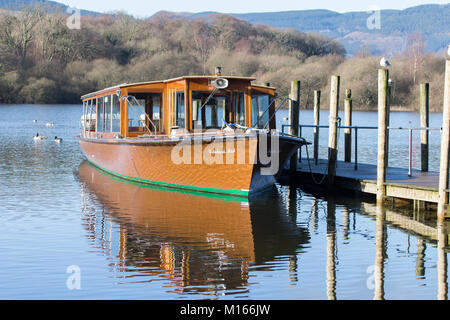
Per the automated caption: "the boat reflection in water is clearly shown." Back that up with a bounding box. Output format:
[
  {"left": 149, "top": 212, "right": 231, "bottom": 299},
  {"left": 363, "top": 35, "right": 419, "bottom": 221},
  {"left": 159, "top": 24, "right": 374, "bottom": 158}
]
[{"left": 77, "top": 161, "right": 309, "bottom": 296}]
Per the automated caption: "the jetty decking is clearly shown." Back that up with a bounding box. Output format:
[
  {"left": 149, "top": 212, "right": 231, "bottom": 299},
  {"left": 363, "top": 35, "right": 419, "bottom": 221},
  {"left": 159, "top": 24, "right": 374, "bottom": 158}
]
[
  {"left": 295, "top": 159, "right": 441, "bottom": 203},
  {"left": 282, "top": 59, "right": 450, "bottom": 219}
]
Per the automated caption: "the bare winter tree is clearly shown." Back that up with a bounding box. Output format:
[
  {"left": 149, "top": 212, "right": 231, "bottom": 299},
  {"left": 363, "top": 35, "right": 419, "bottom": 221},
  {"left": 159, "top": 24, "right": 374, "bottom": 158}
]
[
  {"left": 405, "top": 32, "right": 425, "bottom": 86},
  {"left": 0, "top": 6, "right": 42, "bottom": 69},
  {"left": 191, "top": 21, "right": 217, "bottom": 75}
]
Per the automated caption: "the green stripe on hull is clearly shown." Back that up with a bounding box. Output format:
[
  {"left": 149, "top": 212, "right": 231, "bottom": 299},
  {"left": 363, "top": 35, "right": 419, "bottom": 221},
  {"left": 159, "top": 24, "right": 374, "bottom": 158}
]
[{"left": 86, "top": 160, "right": 250, "bottom": 198}]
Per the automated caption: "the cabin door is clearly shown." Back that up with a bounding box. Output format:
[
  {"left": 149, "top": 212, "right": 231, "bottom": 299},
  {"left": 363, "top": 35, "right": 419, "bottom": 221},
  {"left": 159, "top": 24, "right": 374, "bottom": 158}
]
[{"left": 145, "top": 94, "right": 163, "bottom": 133}]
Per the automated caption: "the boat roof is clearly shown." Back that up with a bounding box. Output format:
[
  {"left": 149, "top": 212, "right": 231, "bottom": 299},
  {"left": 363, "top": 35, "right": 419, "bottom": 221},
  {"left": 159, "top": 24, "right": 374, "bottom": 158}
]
[{"left": 81, "top": 75, "right": 273, "bottom": 100}]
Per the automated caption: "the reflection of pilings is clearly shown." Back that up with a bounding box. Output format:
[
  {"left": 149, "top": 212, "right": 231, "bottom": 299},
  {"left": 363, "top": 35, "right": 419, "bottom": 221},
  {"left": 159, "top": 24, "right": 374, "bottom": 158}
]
[
  {"left": 326, "top": 199, "right": 336, "bottom": 300},
  {"left": 311, "top": 199, "right": 319, "bottom": 233},
  {"left": 342, "top": 206, "right": 350, "bottom": 241},
  {"left": 374, "top": 204, "right": 386, "bottom": 300},
  {"left": 182, "top": 251, "right": 190, "bottom": 287},
  {"left": 289, "top": 257, "right": 298, "bottom": 284},
  {"left": 416, "top": 238, "right": 426, "bottom": 277},
  {"left": 288, "top": 187, "right": 298, "bottom": 284},
  {"left": 288, "top": 186, "right": 298, "bottom": 222},
  {"left": 437, "top": 223, "right": 448, "bottom": 300},
  {"left": 119, "top": 225, "right": 127, "bottom": 267}
]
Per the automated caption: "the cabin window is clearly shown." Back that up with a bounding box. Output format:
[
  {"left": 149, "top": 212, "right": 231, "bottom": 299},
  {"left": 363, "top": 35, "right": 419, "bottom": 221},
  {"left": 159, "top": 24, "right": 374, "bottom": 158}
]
[
  {"left": 90, "top": 99, "right": 97, "bottom": 131},
  {"left": 176, "top": 92, "right": 185, "bottom": 128},
  {"left": 104, "top": 95, "right": 112, "bottom": 132},
  {"left": 192, "top": 92, "right": 227, "bottom": 129},
  {"left": 251, "top": 94, "right": 270, "bottom": 129},
  {"left": 97, "top": 96, "right": 104, "bottom": 132},
  {"left": 192, "top": 98, "right": 202, "bottom": 128},
  {"left": 169, "top": 90, "right": 185, "bottom": 129},
  {"left": 232, "top": 92, "right": 245, "bottom": 126},
  {"left": 151, "top": 95, "right": 163, "bottom": 132},
  {"left": 82, "top": 100, "right": 96, "bottom": 131},
  {"left": 205, "top": 97, "right": 226, "bottom": 128},
  {"left": 126, "top": 93, "right": 163, "bottom": 134},
  {"left": 112, "top": 94, "right": 120, "bottom": 132},
  {"left": 128, "top": 98, "right": 146, "bottom": 132},
  {"left": 82, "top": 101, "right": 87, "bottom": 128}
]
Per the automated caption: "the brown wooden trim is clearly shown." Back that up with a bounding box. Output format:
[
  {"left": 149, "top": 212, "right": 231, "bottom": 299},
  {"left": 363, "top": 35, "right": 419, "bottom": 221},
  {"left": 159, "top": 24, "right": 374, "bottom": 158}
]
[{"left": 245, "top": 87, "right": 252, "bottom": 127}]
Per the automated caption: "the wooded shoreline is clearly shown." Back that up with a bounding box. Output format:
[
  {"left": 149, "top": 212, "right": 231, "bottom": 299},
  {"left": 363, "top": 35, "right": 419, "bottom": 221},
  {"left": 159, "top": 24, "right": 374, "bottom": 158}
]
[{"left": 0, "top": 6, "right": 447, "bottom": 111}]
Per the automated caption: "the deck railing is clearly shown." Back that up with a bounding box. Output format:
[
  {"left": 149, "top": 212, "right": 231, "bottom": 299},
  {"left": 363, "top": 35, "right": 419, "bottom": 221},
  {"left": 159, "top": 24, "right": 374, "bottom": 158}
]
[{"left": 281, "top": 124, "right": 442, "bottom": 177}]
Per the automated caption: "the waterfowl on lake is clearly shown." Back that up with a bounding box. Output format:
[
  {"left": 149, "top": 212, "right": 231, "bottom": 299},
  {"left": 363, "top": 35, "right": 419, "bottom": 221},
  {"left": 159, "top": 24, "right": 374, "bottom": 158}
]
[
  {"left": 34, "top": 133, "right": 47, "bottom": 141},
  {"left": 54, "top": 136, "right": 62, "bottom": 143},
  {"left": 46, "top": 122, "right": 54, "bottom": 127}
]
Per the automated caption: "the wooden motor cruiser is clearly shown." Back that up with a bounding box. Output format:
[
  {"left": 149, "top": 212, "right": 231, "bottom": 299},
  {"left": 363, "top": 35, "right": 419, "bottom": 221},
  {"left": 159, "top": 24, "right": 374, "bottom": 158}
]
[{"left": 77, "top": 71, "right": 307, "bottom": 197}]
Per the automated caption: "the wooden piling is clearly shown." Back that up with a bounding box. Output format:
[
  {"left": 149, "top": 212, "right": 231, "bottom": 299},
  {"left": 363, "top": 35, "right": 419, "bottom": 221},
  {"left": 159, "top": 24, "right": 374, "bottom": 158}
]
[
  {"left": 289, "top": 80, "right": 300, "bottom": 173},
  {"left": 438, "top": 60, "right": 450, "bottom": 221},
  {"left": 420, "top": 83, "right": 430, "bottom": 172},
  {"left": 377, "top": 69, "right": 389, "bottom": 204},
  {"left": 344, "top": 89, "right": 353, "bottom": 163},
  {"left": 314, "top": 90, "right": 321, "bottom": 165},
  {"left": 328, "top": 76, "right": 340, "bottom": 185},
  {"left": 385, "top": 81, "right": 391, "bottom": 166}
]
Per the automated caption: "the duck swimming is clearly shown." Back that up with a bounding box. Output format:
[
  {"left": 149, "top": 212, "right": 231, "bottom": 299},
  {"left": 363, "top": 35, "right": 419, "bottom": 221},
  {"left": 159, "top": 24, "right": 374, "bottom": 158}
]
[
  {"left": 34, "top": 133, "right": 47, "bottom": 141},
  {"left": 54, "top": 136, "right": 62, "bottom": 143}
]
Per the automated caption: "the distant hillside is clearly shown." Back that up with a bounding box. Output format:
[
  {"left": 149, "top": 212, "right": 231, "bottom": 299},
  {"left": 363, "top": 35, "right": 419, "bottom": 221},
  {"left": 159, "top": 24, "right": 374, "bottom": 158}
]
[
  {"left": 0, "top": 9, "right": 347, "bottom": 104},
  {"left": 0, "top": 2, "right": 446, "bottom": 110},
  {"left": 155, "top": 4, "right": 450, "bottom": 55},
  {"left": 0, "top": 0, "right": 98, "bottom": 16},
  {"left": 1, "top": 1, "right": 448, "bottom": 55}
]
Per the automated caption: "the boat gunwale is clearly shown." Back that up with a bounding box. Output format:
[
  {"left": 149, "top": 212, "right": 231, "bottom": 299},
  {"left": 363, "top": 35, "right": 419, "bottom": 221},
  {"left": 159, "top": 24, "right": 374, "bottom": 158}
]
[{"left": 76, "top": 132, "right": 308, "bottom": 146}]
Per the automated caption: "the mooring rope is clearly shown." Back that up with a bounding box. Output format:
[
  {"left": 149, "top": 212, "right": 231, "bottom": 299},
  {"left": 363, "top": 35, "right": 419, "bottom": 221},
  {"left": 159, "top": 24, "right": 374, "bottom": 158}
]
[{"left": 302, "top": 116, "right": 342, "bottom": 185}]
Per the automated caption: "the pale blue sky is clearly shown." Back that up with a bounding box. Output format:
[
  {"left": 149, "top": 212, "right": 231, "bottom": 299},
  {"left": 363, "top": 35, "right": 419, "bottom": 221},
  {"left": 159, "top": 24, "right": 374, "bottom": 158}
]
[{"left": 59, "top": 0, "right": 449, "bottom": 17}]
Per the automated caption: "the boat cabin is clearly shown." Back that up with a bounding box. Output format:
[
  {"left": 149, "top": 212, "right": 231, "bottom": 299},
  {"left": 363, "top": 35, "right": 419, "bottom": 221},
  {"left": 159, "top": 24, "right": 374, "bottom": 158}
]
[{"left": 80, "top": 75, "right": 277, "bottom": 139}]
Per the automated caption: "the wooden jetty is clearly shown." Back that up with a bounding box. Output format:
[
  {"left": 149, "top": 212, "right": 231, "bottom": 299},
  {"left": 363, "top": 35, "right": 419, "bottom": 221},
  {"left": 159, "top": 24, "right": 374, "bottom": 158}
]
[
  {"left": 295, "top": 159, "right": 441, "bottom": 204},
  {"left": 283, "top": 58, "right": 450, "bottom": 220}
]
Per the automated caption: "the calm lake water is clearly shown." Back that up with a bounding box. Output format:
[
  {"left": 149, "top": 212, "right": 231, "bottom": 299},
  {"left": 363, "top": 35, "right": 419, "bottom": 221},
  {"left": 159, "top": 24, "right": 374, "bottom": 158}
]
[{"left": 0, "top": 104, "right": 448, "bottom": 300}]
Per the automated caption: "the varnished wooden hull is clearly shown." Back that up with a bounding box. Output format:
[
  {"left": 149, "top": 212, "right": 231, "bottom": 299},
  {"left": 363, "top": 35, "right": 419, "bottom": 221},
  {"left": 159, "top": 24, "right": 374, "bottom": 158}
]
[{"left": 77, "top": 133, "right": 303, "bottom": 196}]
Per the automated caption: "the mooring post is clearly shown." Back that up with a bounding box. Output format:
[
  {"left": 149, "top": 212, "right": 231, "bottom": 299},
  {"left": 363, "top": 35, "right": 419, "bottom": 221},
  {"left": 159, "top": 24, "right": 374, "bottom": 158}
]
[
  {"left": 344, "top": 89, "right": 353, "bottom": 163},
  {"left": 438, "top": 60, "right": 450, "bottom": 221},
  {"left": 377, "top": 69, "right": 389, "bottom": 204},
  {"left": 289, "top": 80, "right": 300, "bottom": 174},
  {"left": 328, "top": 76, "right": 340, "bottom": 185},
  {"left": 385, "top": 80, "right": 391, "bottom": 167},
  {"left": 420, "top": 83, "right": 430, "bottom": 172},
  {"left": 314, "top": 90, "right": 321, "bottom": 165}
]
